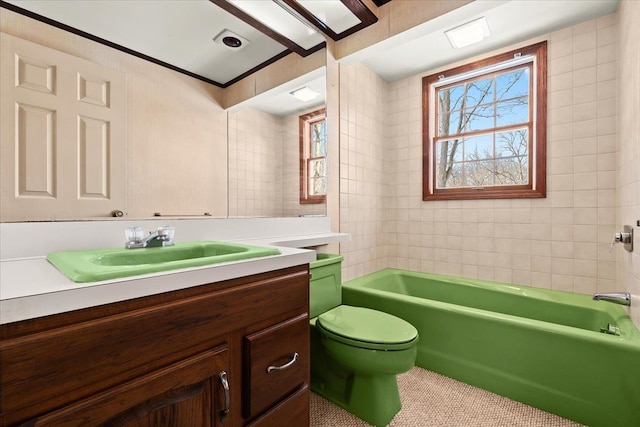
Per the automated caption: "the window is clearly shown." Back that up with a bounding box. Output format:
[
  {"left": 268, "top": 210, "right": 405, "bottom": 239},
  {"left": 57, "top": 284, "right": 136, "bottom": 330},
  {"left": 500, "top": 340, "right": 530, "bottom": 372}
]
[
  {"left": 423, "top": 41, "right": 547, "bottom": 200},
  {"left": 300, "top": 108, "right": 327, "bottom": 204}
]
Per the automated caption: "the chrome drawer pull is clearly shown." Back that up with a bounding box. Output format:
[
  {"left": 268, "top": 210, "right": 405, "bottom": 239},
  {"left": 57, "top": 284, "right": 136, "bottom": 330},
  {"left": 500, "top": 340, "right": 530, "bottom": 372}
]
[
  {"left": 219, "top": 371, "right": 230, "bottom": 421},
  {"left": 267, "top": 352, "right": 299, "bottom": 374}
]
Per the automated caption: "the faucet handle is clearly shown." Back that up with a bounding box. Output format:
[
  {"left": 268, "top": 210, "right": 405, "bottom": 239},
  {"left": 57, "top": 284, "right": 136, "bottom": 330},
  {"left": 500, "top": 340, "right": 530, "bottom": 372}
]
[
  {"left": 156, "top": 226, "right": 175, "bottom": 242},
  {"left": 125, "top": 226, "right": 144, "bottom": 243}
]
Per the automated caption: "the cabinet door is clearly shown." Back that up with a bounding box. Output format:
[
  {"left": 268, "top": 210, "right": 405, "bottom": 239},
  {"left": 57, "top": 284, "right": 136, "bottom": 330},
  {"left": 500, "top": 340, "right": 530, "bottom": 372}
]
[{"left": 23, "top": 346, "right": 231, "bottom": 427}]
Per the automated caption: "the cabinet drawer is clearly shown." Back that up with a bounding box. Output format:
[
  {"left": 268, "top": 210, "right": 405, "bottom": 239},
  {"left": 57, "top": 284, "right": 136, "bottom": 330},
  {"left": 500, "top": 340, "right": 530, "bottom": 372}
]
[
  {"left": 243, "top": 314, "right": 309, "bottom": 419},
  {"left": 245, "top": 385, "right": 309, "bottom": 427}
]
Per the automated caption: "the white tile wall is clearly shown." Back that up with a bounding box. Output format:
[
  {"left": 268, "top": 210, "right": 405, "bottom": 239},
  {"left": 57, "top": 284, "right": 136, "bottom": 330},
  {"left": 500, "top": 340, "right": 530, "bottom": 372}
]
[
  {"left": 228, "top": 107, "right": 326, "bottom": 218},
  {"left": 228, "top": 108, "right": 284, "bottom": 217},
  {"left": 616, "top": 0, "right": 640, "bottom": 329},
  {"left": 339, "top": 14, "right": 629, "bottom": 301},
  {"left": 338, "top": 63, "right": 389, "bottom": 280}
]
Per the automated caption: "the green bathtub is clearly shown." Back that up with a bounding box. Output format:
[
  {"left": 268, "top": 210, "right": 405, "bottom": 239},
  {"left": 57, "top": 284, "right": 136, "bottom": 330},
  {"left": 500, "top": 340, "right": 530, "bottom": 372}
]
[{"left": 342, "top": 269, "right": 640, "bottom": 427}]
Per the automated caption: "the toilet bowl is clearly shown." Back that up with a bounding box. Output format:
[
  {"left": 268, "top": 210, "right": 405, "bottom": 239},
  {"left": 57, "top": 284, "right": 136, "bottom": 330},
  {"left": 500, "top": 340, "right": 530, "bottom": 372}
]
[
  {"left": 311, "top": 305, "right": 418, "bottom": 426},
  {"left": 309, "top": 254, "right": 418, "bottom": 427}
]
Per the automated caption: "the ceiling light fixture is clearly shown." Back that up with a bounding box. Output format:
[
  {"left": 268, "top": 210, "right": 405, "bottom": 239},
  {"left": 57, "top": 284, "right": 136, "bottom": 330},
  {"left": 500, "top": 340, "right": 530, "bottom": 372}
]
[
  {"left": 290, "top": 86, "right": 319, "bottom": 102},
  {"left": 227, "top": 0, "right": 324, "bottom": 51},
  {"left": 445, "top": 17, "right": 490, "bottom": 49}
]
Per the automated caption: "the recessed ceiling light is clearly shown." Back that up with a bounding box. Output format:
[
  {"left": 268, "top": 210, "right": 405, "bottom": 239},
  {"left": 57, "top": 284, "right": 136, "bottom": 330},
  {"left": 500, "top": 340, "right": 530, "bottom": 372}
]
[
  {"left": 445, "top": 17, "right": 490, "bottom": 49},
  {"left": 290, "top": 86, "right": 319, "bottom": 102},
  {"left": 213, "top": 29, "right": 250, "bottom": 50}
]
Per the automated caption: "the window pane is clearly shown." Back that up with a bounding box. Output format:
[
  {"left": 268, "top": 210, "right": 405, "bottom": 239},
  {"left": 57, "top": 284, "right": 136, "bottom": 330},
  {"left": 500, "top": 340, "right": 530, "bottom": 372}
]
[
  {"left": 495, "top": 156, "right": 528, "bottom": 185},
  {"left": 496, "top": 68, "right": 529, "bottom": 101},
  {"left": 437, "top": 139, "right": 463, "bottom": 163},
  {"left": 464, "top": 134, "right": 494, "bottom": 161},
  {"left": 496, "top": 128, "right": 528, "bottom": 158},
  {"left": 308, "top": 157, "right": 327, "bottom": 196},
  {"left": 465, "top": 77, "right": 494, "bottom": 107},
  {"left": 309, "top": 177, "right": 327, "bottom": 196},
  {"left": 311, "top": 121, "right": 326, "bottom": 157},
  {"left": 465, "top": 104, "right": 495, "bottom": 132},
  {"left": 312, "top": 138, "right": 326, "bottom": 157},
  {"left": 439, "top": 109, "right": 464, "bottom": 136},
  {"left": 496, "top": 97, "right": 529, "bottom": 127},
  {"left": 495, "top": 129, "right": 528, "bottom": 185},
  {"left": 439, "top": 84, "right": 465, "bottom": 114},
  {"left": 465, "top": 160, "right": 495, "bottom": 187},
  {"left": 309, "top": 158, "right": 326, "bottom": 178},
  {"left": 436, "top": 162, "right": 463, "bottom": 188}
]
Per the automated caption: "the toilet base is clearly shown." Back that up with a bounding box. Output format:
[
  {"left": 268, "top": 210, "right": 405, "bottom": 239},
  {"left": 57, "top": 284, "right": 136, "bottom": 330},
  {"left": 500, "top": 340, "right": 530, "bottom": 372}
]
[
  {"left": 310, "top": 327, "right": 405, "bottom": 426},
  {"left": 311, "top": 372, "right": 402, "bottom": 427}
]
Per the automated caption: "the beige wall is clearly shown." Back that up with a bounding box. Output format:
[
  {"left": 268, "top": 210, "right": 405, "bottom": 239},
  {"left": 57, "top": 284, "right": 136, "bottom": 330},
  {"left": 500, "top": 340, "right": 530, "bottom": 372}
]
[
  {"left": 0, "top": 9, "right": 228, "bottom": 219},
  {"left": 617, "top": 0, "right": 640, "bottom": 327},
  {"left": 339, "top": 14, "right": 623, "bottom": 301}
]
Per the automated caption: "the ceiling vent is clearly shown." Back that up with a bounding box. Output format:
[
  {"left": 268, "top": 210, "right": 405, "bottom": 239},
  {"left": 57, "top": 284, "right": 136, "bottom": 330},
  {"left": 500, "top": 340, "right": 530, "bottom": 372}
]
[{"left": 213, "top": 29, "right": 250, "bottom": 50}]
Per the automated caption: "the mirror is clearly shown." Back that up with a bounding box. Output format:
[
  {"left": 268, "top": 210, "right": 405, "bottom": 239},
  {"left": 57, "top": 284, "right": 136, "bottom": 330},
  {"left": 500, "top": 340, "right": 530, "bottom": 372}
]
[
  {"left": 227, "top": 68, "right": 327, "bottom": 218},
  {"left": 0, "top": 4, "right": 329, "bottom": 221}
]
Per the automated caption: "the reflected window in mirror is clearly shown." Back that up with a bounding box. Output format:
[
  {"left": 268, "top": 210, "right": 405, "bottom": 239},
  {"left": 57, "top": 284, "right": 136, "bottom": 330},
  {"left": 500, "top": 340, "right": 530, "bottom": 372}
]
[{"left": 300, "top": 108, "right": 327, "bottom": 204}]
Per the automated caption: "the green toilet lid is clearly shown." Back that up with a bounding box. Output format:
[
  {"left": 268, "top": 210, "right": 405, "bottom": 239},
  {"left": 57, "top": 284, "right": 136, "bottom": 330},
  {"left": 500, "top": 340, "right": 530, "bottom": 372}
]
[{"left": 317, "top": 305, "right": 418, "bottom": 350}]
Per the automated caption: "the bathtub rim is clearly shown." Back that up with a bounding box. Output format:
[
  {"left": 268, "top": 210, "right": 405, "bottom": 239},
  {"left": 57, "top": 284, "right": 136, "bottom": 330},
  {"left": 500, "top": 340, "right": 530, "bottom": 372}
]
[{"left": 342, "top": 268, "right": 640, "bottom": 344}]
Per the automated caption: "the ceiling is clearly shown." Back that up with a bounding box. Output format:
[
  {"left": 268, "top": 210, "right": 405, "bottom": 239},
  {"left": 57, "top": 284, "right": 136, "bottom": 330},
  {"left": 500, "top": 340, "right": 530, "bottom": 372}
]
[
  {"left": 1, "top": 0, "right": 306, "bottom": 86},
  {"left": 1, "top": 0, "right": 620, "bottom": 116},
  {"left": 356, "top": 0, "right": 619, "bottom": 83},
  {"left": 1, "top": 0, "right": 381, "bottom": 87}
]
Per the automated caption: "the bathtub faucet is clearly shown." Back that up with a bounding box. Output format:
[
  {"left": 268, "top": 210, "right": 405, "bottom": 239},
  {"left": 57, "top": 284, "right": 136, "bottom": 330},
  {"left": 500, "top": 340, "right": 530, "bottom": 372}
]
[{"left": 592, "top": 292, "right": 631, "bottom": 306}]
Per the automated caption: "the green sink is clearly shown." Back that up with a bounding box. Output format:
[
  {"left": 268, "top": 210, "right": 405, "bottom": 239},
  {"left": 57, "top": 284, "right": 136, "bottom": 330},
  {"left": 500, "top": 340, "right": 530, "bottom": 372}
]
[{"left": 47, "top": 241, "right": 281, "bottom": 283}]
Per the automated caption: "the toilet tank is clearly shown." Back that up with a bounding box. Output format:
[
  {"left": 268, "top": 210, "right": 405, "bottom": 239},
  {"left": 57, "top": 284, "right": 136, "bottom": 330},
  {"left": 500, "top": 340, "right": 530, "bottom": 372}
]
[{"left": 309, "top": 253, "right": 343, "bottom": 318}]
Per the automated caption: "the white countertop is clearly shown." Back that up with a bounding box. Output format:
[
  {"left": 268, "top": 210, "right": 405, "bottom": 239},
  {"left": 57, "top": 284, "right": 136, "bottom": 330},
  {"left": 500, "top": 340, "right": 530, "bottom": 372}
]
[{"left": 0, "top": 218, "right": 349, "bottom": 324}]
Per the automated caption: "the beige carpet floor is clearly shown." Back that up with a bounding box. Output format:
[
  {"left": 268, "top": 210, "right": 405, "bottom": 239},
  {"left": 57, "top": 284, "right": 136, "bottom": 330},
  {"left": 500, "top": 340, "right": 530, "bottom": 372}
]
[{"left": 310, "top": 367, "right": 584, "bottom": 427}]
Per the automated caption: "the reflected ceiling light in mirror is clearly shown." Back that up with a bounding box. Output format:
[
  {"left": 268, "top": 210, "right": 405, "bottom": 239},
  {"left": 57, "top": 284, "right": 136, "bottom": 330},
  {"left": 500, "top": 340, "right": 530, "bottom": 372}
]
[
  {"left": 290, "top": 86, "right": 320, "bottom": 102},
  {"left": 445, "top": 16, "right": 490, "bottom": 49},
  {"left": 227, "top": 0, "right": 324, "bottom": 50}
]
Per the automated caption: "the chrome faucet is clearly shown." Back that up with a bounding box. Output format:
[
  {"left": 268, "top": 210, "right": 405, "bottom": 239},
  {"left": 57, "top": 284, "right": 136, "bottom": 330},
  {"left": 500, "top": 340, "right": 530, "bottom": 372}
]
[
  {"left": 593, "top": 292, "right": 631, "bottom": 306},
  {"left": 126, "top": 226, "right": 175, "bottom": 249}
]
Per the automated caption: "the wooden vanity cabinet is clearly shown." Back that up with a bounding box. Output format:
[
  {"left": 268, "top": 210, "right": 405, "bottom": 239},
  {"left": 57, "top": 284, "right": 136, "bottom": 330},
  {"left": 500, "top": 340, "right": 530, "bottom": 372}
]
[{"left": 0, "top": 264, "right": 310, "bottom": 427}]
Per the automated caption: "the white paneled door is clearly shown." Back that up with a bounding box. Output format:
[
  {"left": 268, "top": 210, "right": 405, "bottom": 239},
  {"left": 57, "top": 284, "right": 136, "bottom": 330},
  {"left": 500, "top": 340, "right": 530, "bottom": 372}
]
[{"left": 1, "top": 33, "right": 126, "bottom": 221}]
